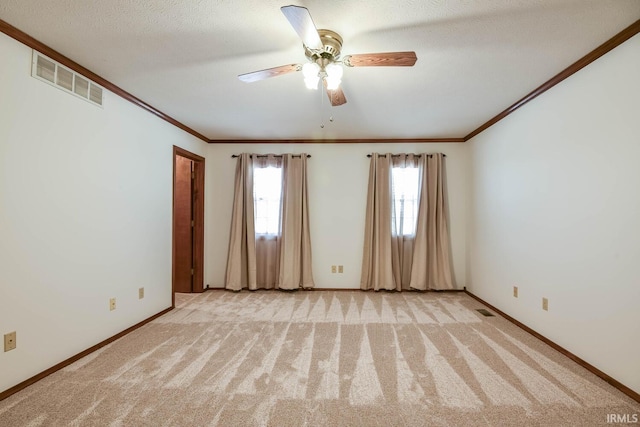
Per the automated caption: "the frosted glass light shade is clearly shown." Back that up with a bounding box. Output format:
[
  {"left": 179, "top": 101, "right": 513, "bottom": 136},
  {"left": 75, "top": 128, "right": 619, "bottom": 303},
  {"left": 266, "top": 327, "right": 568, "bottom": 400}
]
[
  {"left": 302, "top": 62, "right": 320, "bottom": 90},
  {"left": 325, "top": 62, "right": 343, "bottom": 90}
]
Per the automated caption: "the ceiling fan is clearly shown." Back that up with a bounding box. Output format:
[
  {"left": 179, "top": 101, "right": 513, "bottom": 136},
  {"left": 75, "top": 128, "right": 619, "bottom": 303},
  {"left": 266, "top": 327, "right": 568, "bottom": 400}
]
[{"left": 238, "top": 5, "right": 417, "bottom": 107}]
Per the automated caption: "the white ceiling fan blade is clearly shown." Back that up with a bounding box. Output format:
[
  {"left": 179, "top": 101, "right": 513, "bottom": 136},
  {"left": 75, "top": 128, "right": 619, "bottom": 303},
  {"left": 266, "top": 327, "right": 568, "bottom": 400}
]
[
  {"left": 238, "top": 64, "right": 300, "bottom": 83},
  {"left": 281, "top": 5, "right": 323, "bottom": 50}
]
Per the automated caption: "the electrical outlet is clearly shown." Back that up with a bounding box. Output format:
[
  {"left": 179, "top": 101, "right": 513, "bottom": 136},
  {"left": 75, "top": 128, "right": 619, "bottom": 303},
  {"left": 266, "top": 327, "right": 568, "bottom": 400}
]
[
  {"left": 331, "top": 265, "right": 337, "bottom": 273},
  {"left": 110, "top": 298, "right": 116, "bottom": 311},
  {"left": 542, "top": 297, "right": 549, "bottom": 311},
  {"left": 513, "top": 286, "right": 518, "bottom": 298},
  {"left": 338, "top": 265, "right": 344, "bottom": 273},
  {"left": 4, "top": 332, "right": 16, "bottom": 352},
  {"left": 139, "top": 287, "right": 144, "bottom": 299}
]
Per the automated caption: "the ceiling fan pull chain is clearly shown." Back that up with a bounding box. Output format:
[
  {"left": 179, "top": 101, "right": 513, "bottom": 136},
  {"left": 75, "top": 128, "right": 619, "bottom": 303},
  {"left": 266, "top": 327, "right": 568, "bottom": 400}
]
[{"left": 320, "top": 85, "right": 325, "bottom": 128}]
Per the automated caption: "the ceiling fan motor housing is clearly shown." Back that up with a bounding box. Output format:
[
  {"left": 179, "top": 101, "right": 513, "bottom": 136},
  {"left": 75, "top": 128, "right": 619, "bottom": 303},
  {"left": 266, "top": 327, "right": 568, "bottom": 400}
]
[
  {"left": 305, "top": 29, "right": 343, "bottom": 62},
  {"left": 239, "top": 5, "right": 417, "bottom": 108}
]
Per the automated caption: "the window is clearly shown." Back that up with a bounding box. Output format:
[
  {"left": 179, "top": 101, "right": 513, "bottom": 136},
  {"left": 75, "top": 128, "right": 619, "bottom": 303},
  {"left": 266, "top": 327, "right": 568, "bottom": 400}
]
[
  {"left": 391, "top": 167, "right": 420, "bottom": 236},
  {"left": 253, "top": 166, "right": 283, "bottom": 235}
]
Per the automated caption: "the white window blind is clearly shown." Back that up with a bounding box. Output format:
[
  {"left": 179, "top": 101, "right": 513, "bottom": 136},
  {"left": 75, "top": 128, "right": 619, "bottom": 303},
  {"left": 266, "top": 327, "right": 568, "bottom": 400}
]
[
  {"left": 391, "top": 167, "right": 420, "bottom": 236},
  {"left": 253, "top": 166, "right": 283, "bottom": 235}
]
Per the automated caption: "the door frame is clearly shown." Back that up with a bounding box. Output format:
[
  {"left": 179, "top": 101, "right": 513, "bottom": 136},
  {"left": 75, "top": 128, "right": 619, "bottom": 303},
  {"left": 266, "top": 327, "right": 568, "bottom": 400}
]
[{"left": 172, "top": 146, "right": 205, "bottom": 307}]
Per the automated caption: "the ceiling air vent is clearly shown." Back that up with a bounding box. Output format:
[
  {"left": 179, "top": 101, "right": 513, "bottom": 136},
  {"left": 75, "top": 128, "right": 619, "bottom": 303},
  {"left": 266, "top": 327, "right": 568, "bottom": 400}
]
[{"left": 31, "top": 51, "right": 104, "bottom": 107}]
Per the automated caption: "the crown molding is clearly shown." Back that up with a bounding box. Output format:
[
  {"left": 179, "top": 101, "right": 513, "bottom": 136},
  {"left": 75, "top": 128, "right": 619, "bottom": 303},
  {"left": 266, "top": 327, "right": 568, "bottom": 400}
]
[
  {"left": 208, "top": 138, "right": 465, "bottom": 144},
  {"left": 2, "top": 17, "right": 638, "bottom": 145},
  {"left": 464, "top": 19, "right": 640, "bottom": 141},
  {"left": 0, "top": 18, "right": 209, "bottom": 143}
]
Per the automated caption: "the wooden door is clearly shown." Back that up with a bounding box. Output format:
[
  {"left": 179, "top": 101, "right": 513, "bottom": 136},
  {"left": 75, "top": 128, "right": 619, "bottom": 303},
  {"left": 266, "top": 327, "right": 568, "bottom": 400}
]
[
  {"left": 172, "top": 146, "right": 205, "bottom": 304},
  {"left": 174, "top": 155, "right": 193, "bottom": 293}
]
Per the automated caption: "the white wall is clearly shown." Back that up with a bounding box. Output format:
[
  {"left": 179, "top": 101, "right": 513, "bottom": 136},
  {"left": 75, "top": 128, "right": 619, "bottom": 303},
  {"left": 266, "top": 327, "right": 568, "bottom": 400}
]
[
  {"left": 5, "top": 19, "right": 636, "bottom": 400},
  {"left": 467, "top": 34, "right": 640, "bottom": 394},
  {"left": 205, "top": 142, "right": 468, "bottom": 290},
  {"left": 0, "top": 33, "right": 207, "bottom": 393}
]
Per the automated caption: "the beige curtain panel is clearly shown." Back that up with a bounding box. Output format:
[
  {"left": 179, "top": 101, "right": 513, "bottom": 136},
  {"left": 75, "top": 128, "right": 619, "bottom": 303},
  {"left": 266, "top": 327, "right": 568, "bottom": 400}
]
[
  {"left": 360, "top": 153, "right": 454, "bottom": 291},
  {"left": 360, "top": 153, "right": 395, "bottom": 290},
  {"left": 279, "top": 154, "right": 315, "bottom": 290},
  {"left": 225, "top": 153, "right": 314, "bottom": 291}
]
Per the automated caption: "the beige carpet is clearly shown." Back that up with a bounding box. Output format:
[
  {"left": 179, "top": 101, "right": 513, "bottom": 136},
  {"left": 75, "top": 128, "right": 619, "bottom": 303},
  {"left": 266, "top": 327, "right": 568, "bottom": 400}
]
[{"left": 0, "top": 291, "right": 638, "bottom": 426}]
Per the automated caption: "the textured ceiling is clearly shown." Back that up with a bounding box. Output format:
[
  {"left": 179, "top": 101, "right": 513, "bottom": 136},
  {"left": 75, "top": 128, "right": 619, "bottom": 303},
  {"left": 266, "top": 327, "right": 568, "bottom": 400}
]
[{"left": 1, "top": 1, "right": 639, "bottom": 141}]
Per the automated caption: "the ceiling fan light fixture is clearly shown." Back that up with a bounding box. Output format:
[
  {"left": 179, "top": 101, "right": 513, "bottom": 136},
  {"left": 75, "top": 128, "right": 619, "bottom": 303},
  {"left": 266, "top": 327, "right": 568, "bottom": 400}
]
[
  {"left": 325, "top": 62, "right": 343, "bottom": 90},
  {"left": 238, "top": 6, "right": 417, "bottom": 107},
  {"left": 302, "top": 62, "right": 320, "bottom": 90}
]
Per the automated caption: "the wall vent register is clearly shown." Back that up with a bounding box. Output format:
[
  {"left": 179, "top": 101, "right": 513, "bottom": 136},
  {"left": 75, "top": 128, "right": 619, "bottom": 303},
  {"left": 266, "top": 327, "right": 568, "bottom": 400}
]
[
  {"left": 476, "top": 308, "right": 495, "bottom": 317},
  {"left": 31, "top": 51, "right": 104, "bottom": 107}
]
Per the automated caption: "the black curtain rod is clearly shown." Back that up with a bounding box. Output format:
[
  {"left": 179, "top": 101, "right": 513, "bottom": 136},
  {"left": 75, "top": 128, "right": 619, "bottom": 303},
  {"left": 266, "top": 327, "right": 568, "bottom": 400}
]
[
  {"left": 366, "top": 154, "right": 446, "bottom": 158},
  {"left": 231, "top": 154, "right": 311, "bottom": 158}
]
